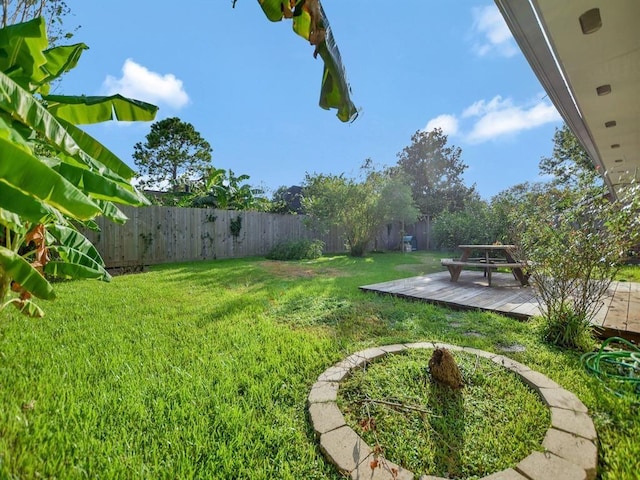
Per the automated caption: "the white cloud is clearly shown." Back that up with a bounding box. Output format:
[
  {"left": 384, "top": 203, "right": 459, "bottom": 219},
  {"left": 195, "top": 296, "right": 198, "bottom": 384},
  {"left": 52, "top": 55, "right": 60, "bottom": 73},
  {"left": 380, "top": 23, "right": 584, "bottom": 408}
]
[
  {"left": 461, "top": 96, "right": 510, "bottom": 118},
  {"left": 464, "top": 95, "right": 561, "bottom": 143},
  {"left": 471, "top": 5, "right": 518, "bottom": 58},
  {"left": 102, "top": 59, "right": 189, "bottom": 109},
  {"left": 424, "top": 114, "right": 459, "bottom": 136},
  {"left": 424, "top": 95, "right": 561, "bottom": 144}
]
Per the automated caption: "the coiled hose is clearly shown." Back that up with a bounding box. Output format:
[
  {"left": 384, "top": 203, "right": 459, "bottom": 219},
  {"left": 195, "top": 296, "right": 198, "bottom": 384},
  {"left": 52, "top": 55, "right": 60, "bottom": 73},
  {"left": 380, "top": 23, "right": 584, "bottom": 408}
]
[{"left": 581, "top": 337, "right": 640, "bottom": 398}]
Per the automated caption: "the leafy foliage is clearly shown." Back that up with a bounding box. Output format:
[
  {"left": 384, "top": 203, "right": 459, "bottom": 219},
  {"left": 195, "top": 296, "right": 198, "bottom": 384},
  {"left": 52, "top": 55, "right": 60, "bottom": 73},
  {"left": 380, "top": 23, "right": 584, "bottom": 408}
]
[
  {"left": 266, "top": 239, "right": 324, "bottom": 260},
  {"left": 269, "top": 185, "right": 304, "bottom": 214},
  {"left": 432, "top": 198, "right": 496, "bottom": 250},
  {"left": 539, "top": 124, "right": 600, "bottom": 188},
  {"left": 393, "top": 128, "right": 476, "bottom": 217},
  {"left": 0, "top": 17, "right": 157, "bottom": 316},
  {"left": 517, "top": 184, "right": 640, "bottom": 350},
  {"left": 188, "top": 168, "right": 268, "bottom": 211},
  {"left": 303, "top": 165, "right": 418, "bottom": 256},
  {"left": 132, "top": 117, "right": 212, "bottom": 193},
  {"left": 505, "top": 127, "right": 640, "bottom": 350}
]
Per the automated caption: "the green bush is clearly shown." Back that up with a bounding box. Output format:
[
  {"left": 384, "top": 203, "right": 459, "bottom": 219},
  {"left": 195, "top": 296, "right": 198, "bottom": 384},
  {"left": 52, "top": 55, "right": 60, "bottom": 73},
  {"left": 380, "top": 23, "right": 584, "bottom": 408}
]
[
  {"left": 266, "top": 239, "right": 324, "bottom": 260},
  {"left": 538, "top": 302, "right": 595, "bottom": 352}
]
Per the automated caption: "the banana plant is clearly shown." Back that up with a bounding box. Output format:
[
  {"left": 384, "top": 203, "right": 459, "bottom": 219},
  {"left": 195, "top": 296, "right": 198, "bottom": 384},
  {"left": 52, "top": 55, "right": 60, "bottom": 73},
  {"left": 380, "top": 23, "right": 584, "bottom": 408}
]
[
  {"left": 0, "top": 17, "right": 158, "bottom": 317},
  {"left": 256, "top": 0, "right": 358, "bottom": 122}
]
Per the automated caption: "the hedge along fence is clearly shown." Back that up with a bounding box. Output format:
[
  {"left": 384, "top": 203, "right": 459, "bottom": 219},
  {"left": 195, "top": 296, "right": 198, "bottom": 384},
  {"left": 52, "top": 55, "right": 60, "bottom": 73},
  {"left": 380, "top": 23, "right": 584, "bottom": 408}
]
[{"left": 83, "top": 206, "right": 433, "bottom": 268}]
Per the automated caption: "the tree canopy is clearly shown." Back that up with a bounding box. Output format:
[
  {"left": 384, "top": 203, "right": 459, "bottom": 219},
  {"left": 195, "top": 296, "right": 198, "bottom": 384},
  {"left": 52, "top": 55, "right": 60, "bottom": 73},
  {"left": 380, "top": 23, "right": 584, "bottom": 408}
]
[
  {"left": 303, "top": 165, "right": 418, "bottom": 256},
  {"left": 539, "top": 124, "right": 599, "bottom": 188},
  {"left": 133, "top": 117, "right": 213, "bottom": 193},
  {"left": 393, "top": 128, "right": 475, "bottom": 217}
]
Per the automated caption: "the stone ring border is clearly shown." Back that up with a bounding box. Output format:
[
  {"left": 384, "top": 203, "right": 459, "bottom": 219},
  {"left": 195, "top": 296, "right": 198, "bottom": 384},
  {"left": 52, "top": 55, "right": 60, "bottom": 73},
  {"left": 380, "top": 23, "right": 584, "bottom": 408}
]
[{"left": 307, "top": 342, "right": 598, "bottom": 480}]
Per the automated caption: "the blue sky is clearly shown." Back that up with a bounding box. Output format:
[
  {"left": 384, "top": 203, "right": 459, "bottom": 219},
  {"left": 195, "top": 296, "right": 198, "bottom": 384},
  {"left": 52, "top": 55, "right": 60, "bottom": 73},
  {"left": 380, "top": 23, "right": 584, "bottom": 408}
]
[{"left": 59, "top": 0, "right": 563, "bottom": 200}]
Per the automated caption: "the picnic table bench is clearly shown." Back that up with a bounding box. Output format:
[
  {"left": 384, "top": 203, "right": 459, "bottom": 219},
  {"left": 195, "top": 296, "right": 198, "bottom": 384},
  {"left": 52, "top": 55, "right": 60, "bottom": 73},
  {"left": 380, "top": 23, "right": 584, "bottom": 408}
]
[{"left": 441, "top": 245, "right": 529, "bottom": 287}]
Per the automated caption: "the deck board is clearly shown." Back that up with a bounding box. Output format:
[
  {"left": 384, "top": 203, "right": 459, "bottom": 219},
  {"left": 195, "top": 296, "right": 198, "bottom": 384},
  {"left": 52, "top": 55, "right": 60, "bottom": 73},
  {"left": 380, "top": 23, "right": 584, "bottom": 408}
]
[{"left": 360, "top": 271, "right": 639, "bottom": 343}]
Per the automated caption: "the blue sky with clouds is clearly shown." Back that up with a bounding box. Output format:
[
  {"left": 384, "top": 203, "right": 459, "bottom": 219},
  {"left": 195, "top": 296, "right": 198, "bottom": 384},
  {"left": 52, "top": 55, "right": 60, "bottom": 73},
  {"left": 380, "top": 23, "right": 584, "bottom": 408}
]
[{"left": 60, "top": 1, "right": 563, "bottom": 200}]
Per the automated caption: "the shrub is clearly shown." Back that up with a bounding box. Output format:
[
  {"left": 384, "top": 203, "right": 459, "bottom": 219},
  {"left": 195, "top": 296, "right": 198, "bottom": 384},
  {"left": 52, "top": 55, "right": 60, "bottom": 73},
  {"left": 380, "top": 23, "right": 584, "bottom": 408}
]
[
  {"left": 518, "top": 184, "right": 640, "bottom": 350},
  {"left": 538, "top": 302, "right": 595, "bottom": 351},
  {"left": 266, "top": 239, "right": 324, "bottom": 261}
]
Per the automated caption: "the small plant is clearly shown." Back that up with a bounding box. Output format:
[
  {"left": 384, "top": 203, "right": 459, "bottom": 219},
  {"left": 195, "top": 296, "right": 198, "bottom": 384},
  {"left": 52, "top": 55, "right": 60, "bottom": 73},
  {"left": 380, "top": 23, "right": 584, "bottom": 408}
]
[
  {"left": 538, "top": 302, "right": 595, "bottom": 351},
  {"left": 230, "top": 215, "right": 242, "bottom": 238},
  {"left": 138, "top": 232, "right": 154, "bottom": 266},
  {"left": 266, "top": 239, "right": 324, "bottom": 261}
]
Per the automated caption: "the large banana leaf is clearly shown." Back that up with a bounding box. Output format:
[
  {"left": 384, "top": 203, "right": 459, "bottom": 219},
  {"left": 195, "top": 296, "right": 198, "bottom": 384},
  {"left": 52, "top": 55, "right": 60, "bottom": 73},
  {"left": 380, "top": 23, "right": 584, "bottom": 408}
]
[
  {"left": 0, "top": 134, "right": 101, "bottom": 220},
  {"left": 0, "top": 182, "right": 61, "bottom": 226},
  {"left": 43, "top": 94, "right": 158, "bottom": 125},
  {"left": 0, "top": 246, "right": 55, "bottom": 300},
  {"left": 0, "top": 70, "right": 88, "bottom": 158},
  {"left": 0, "top": 72, "right": 154, "bottom": 183},
  {"left": 45, "top": 245, "right": 111, "bottom": 281},
  {"left": 58, "top": 118, "right": 137, "bottom": 180},
  {"left": 92, "top": 199, "right": 129, "bottom": 224},
  {"left": 47, "top": 224, "right": 104, "bottom": 266},
  {"left": 45, "top": 157, "right": 147, "bottom": 206},
  {"left": 257, "top": 0, "right": 357, "bottom": 122},
  {"left": 39, "top": 43, "right": 89, "bottom": 93},
  {"left": 0, "top": 17, "right": 48, "bottom": 92}
]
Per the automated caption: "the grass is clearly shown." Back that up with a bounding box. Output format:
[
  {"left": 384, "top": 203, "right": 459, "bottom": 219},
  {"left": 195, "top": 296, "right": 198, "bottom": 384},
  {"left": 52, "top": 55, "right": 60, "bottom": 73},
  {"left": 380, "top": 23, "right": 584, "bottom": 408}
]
[
  {"left": 0, "top": 251, "right": 639, "bottom": 479},
  {"left": 616, "top": 264, "right": 640, "bottom": 282},
  {"left": 338, "top": 349, "right": 549, "bottom": 479}
]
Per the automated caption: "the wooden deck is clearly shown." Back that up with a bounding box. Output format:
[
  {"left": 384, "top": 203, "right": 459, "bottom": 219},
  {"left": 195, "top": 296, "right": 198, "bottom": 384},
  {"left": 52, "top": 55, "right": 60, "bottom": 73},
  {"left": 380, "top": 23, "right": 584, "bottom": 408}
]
[{"left": 360, "top": 270, "right": 640, "bottom": 343}]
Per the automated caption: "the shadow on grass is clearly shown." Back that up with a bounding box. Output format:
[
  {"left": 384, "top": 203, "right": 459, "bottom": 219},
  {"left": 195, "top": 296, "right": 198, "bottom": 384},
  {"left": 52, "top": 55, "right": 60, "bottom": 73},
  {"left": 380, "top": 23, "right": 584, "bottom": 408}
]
[{"left": 427, "top": 383, "right": 465, "bottom": 478}]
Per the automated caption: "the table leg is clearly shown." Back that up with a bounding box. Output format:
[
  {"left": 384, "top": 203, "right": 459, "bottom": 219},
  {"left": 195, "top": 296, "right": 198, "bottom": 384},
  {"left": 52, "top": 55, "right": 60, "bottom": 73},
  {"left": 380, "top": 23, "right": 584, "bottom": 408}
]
[{"left": 447, "top": 265, "right": 463, "bottom": 282}]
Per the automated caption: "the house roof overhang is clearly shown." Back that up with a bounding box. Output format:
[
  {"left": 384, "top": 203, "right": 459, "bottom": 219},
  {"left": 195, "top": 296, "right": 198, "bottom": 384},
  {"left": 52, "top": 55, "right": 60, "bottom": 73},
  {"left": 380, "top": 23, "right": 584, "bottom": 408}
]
[{"left": 494, "top": 0, "right": 640, "bottom": 199}]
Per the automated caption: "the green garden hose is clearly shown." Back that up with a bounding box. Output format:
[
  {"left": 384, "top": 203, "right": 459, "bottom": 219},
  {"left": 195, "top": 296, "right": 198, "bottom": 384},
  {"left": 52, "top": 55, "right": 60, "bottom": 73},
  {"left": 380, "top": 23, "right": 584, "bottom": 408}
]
[{"left": 581, "top": 337, "right": 640, "bottom": 398}]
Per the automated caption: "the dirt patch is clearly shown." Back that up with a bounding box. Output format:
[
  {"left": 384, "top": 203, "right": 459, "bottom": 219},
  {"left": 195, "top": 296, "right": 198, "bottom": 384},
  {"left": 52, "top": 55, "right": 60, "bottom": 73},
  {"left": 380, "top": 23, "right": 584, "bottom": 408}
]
[
  {"left": 259, "top": 261, "right": 346, "bottom": 280},
  {"left": 106, "top": 265, "right": 146, "bottom": 276}
]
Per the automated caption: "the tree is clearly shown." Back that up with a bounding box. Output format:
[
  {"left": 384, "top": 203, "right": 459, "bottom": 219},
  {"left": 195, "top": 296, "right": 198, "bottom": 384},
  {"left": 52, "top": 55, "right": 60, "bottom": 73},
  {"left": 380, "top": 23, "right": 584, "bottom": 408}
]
[
  {"left": 269, "top": 185, "right": 304, "bottom": 214},
  {"left": 539, "top": 124, "right": 600, "bottom": 188},
  {"left": 393, "top": 128, "right": 475, "bottom": 217},
  {"left": 0, "top": 17, "right": 157, "bottom": 317},
  {"left": 303, "top": 165, "right": 418, "bottom": 256},
  {"left": 132, "top": 117, "right": 212, "bottom": 193},
  {"left": 432, "top": 197, "right": 494, "bottom": 250},
  {"left": 378, "top": 174, "right": 420, "bottom": 243}
]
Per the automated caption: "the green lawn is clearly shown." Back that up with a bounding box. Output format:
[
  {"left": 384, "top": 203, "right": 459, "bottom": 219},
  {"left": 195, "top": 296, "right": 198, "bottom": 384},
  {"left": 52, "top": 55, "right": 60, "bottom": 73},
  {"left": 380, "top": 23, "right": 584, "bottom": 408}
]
[{"left": 0, "top": 252, "right": 638, "bottom": 479}]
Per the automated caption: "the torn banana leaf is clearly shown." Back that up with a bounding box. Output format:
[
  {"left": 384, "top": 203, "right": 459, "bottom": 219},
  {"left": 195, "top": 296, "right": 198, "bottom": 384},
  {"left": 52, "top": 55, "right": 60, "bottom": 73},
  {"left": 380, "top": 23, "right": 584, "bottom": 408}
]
[{"left": 257, "top": 0, "right": 357, "bottom": 122}]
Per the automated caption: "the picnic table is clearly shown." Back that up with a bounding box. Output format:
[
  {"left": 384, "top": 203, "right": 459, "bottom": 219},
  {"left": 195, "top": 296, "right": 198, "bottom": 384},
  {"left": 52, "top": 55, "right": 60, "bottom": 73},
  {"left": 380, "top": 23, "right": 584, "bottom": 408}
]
[{"left": 441, "top": 244, "right": 529, "bottom": 286}]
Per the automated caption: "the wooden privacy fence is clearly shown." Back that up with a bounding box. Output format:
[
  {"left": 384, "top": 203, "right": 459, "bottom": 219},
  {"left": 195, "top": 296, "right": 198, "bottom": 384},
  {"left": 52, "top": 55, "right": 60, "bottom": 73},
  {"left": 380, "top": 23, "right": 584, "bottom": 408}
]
[{"left": 83, "top": 205, "right": 433, "bottom": 268}]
